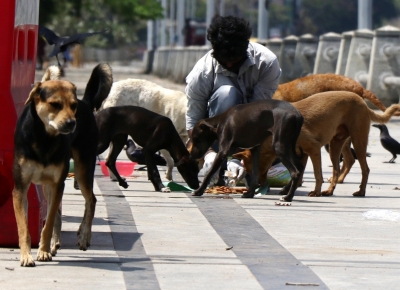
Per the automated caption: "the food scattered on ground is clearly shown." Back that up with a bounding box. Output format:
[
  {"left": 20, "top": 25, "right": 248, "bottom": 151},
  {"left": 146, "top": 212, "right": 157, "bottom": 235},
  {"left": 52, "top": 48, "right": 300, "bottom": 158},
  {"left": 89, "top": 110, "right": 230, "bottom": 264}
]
[
  {"left": 205, "top": 186, "right": 247, "bottom": 194},
  {"left": 275, "top": 202, "right": 291, "bottom": 206}
]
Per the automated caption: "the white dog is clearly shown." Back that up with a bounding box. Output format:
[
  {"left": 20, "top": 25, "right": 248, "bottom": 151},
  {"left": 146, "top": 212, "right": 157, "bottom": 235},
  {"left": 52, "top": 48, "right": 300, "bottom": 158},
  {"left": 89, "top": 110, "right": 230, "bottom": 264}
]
[{"left": 101, "top": 78, "right": 188, "bottom": 181}]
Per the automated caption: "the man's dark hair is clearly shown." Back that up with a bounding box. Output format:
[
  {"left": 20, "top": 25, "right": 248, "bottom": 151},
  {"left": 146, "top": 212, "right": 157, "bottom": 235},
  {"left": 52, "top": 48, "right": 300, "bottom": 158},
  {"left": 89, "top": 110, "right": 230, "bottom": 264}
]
[{"left": 207, "top": 16, "right": 252, "bottom": 62}]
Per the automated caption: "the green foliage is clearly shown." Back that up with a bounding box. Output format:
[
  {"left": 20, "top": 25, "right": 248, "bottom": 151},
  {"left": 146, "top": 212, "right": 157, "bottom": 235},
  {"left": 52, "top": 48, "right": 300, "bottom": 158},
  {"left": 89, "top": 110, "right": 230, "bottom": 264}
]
[
  {"left": 268, "top": 4, "right": 292, "bottom": 29},
  {"left": 266, "top": 0, "right": 400, "bottom": 37},
  {"left": 299, "top": 0, "right": 399, "bottom": 35},
  {"left": 39, "top": 0, "right": 163, "bottom": 47},
  {"left": 103, "top": 0, "right": 163, "bottom": 22},
  {"left": 299, "top": 0, "right": 357, "bottom": 35}
]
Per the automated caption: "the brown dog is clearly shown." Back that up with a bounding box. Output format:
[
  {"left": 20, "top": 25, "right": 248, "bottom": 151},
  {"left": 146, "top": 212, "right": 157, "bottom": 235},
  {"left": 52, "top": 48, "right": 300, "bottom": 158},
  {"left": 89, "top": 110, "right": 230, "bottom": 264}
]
[
  {"left": 273, "top": 73, "right": 397, "bottom": 180},
  {"left": 12, "top": 63, "right": 112, "bottom": 267},
  {"left": 234, "top": 91, "right": 400, "bottom": 199},
  {"left": 273, "top": 73, "right": 389, "bottom": 113}
]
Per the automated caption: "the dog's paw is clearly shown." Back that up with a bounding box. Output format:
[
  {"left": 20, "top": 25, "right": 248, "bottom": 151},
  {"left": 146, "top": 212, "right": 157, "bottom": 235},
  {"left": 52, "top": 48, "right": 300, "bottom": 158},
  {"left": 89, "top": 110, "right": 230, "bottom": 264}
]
[
  {"left": 279, "top": 195, "right": 293, "bottom": 202},
  {"left": 37, "top": 250, "right": 53, "bottom": 261},
  {"left": 50, "top": 241, "right": 61, "bottom": 256},
  {"left": 352, "top": 191, "right": 366, "bottom": 197},
  {"left": 241, "top": 192, "right": 254, "bottom": 198},
  {"left": 165, "top": 172, "right": 173, "bottom": 181},
  {"left": 20, "top": 254, "right": 35, "bottom": 267},
  {"left": 308, "top": 191, "right": 321, "bottom": 197},
  {"left": 119, "top": 181, "right": 129, "bottom": 188},
  {"left": 161, "top": 187, "right": 171, "bottom": 193},
  {"left": 321, "top": 191, "right": 333, "bottom": 196},
  {"left": 77, "top": 226, "right": 91, "bottom": 251},
  {"left": 192, "top": 190, "right": 204, "bottom": 196}
]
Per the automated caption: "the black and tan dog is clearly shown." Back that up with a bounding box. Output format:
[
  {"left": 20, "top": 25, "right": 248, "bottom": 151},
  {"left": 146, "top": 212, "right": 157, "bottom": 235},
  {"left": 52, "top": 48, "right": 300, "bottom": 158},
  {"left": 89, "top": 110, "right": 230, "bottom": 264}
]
[
  {"left": 96, "top": 106, "right": 200, "bottom": 192},
  {"left": 12, "top": 63, "right": 112, "bottom": 267},
  {"left": 188, "top": 99, "right": 304, "bottom": 201}
]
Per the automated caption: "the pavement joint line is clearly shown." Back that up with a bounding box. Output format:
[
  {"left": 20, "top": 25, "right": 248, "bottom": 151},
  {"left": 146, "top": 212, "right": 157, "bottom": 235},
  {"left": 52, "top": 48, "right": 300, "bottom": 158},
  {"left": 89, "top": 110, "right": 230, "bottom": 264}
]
[
  {"left": 188, "top": 194, "right": 329, "bottom": 289},
  {"left": 95, "top": 176, "right": 161, "bottom": 290}
]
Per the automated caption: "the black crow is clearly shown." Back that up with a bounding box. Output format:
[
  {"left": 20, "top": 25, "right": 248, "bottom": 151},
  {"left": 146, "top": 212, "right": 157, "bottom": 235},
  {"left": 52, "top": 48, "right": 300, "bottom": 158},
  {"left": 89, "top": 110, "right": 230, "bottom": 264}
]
[
  {"left": 39, "top": 26, "right": 106, "bottom": 67},
  {"left": 372, "top": 124, "right": 400, "bottom": 163},
  {"left": 125, "top": 139, "right": 167, "bottom": 170}
]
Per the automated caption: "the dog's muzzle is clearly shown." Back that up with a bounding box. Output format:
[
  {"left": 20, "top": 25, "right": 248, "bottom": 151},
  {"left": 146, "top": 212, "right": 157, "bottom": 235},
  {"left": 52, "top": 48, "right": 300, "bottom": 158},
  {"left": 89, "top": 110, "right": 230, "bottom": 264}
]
[{"left": 58, "top": 119, "right": 76, "bottom": 134}]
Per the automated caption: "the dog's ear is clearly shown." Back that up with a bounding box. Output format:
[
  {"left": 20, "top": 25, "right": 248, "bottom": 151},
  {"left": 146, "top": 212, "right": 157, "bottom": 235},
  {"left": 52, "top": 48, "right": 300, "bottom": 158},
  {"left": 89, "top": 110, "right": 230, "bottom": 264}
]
[
  {"left": 199, "top": 121, "right": 218, "bottom": 134},
  {"left": 232, "top": 150, "right": 250, "bottom": 161},
  {"left": 232, "top": 152, "right": 243, "bottom": 160},
  {"left": 25, "top": 82, "right": 42, "bottom": 105},
  {"left": 233, "top": 150, "right": 252, "bottom": 172},
  {"left": 69, "top": 82, "right": 78, "bottom": 96},
  {"left": 232, "top": 149, "right": 250, "bottom": 159}
]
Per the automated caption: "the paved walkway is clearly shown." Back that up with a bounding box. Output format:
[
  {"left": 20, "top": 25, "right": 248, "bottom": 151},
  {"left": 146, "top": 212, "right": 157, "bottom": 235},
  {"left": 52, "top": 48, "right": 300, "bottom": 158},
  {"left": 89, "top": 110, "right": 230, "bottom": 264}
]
[{"left": 1, "top": 63, "right": 399, "bottom": 289}]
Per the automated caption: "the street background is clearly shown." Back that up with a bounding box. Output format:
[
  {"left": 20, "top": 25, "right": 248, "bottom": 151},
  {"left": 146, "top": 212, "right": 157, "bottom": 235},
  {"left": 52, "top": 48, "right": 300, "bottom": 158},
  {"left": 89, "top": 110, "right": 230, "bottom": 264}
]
[{"left": 0, "top": 63, "right": 399, "bottom": 289}]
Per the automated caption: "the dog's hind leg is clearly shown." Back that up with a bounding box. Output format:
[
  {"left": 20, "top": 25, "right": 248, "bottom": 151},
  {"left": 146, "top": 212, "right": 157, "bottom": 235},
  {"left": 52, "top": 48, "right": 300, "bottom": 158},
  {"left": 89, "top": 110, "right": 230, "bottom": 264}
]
[
  {"left": 72, "top": 149, "right": 97, "bottom": 251},
  {"left": 304, "top": 146, "right": 326, "bottom": 197},
  {"left": 336, "top": 137, "right": 355, "bottom": 183},
  {"left": 37, "top": 181, "right": 64, "bottom": 262},
  {"left": 322, "top": 137, "right": 347, "bottom": 196},
  {"left": 281, "top": 153, "right": 308, "bottom": 193},
  {"left": 278, "top": 154, "right": 304, "bottom": 202},
  {"left": 242, "top": 146, "right": 261, "bottom": 198},
  {"left": 160, "top": 149, "right": 174, "bottom": 181},
  {"left": 351, "top": 132, "right": 370, "bottom": 197},
  {"left": 43, "top": 184, "right": 62, "bottom": 256},
  {"left": 275, "top": 131, "right": 304, "bottom": 202},
  {"left": 297, "top": 154, "right": 309, "bottom": 187},
  {"left": 12, "top": 181, "right": 35, "bottom": 266},
  {"left": 106, "top": 134, "right": 129, "bottom": 188}
]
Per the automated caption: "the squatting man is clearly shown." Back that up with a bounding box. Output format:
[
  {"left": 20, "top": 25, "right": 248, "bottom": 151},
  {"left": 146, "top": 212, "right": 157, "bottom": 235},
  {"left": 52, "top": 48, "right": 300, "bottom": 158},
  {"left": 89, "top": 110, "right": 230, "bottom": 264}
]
[{"left": 185, "top": 15, "right": 282, "bottom": 186}]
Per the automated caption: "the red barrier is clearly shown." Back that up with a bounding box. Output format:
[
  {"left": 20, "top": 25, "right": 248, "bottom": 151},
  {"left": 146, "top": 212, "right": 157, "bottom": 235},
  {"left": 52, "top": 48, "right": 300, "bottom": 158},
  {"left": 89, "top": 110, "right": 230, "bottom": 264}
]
[{"left": 0, "top": 0, "right": 46, "bottom": 247}]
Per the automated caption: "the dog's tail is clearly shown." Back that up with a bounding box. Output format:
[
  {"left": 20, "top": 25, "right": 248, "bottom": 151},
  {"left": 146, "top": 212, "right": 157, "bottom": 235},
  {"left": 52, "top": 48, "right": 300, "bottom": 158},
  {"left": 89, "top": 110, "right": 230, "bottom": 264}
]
[
  {"left": 369, "top": 104, "right": 400, "bottom": 123},
  {"left": 362, "top": 89, "right": 391, "bottom": 114},
  {"left": 41, "top": 65, "right": 61, "bottom": 82},
  {"left": 82, "top": 63, "right": 113, "bottom": 111}
]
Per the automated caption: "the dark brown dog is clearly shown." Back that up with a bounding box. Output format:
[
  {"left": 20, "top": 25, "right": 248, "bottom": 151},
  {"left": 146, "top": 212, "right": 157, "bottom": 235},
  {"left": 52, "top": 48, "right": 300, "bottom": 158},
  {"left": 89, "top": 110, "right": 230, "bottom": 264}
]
[
  {"left": 96, "top": 106, "right": 200, "bottom": 192},
  {"left": 188, "top": 99, "right": 304, "bottom": 201},
  {"left": 12, "top": 63, "right": 112, "bottom": 267},
  {"left": 235, "top": 91, "right": 400, "bottom": 198}
]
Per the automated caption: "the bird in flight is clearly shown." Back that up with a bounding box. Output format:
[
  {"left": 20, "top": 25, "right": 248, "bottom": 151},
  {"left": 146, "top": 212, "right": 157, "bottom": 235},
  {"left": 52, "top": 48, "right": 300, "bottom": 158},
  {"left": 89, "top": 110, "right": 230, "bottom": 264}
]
[{"left": 39, "top": 26, "right": 107, "bottom": 67}]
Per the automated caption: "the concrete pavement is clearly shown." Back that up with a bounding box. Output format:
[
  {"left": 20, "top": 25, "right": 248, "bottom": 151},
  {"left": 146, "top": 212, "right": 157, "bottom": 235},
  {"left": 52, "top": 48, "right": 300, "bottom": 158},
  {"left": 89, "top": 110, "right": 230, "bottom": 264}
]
[{"left": 0, "top": 63, "right": 399, "bottom": 289}]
